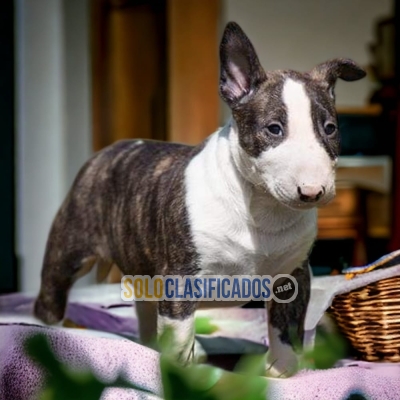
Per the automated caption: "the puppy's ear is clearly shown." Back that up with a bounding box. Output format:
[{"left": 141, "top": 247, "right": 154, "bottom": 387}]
[
  {"left": 310, "top": 58, "right": 366, "bottom": 87},
  {"left": 219, "top": 22, "right": 266, "bottom": 108}
]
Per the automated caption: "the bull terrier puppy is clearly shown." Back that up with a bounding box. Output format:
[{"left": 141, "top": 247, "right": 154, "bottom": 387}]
[{"left": 34, "top": 22, "right": 365, "bottom": 377}]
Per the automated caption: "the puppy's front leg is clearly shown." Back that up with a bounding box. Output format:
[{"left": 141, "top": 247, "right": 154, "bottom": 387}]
[
  {"left": 158, "top": 301, "right": 205, "bottom": 364},
  {"left": 266, "top": 260, "right": 311, "bottom": 377}
]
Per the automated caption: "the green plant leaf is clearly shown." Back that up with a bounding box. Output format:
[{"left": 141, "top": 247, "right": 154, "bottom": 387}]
[
  {"left": 195, "top": 317, "right": 219, "bottom": 335},
  {"left": 234, "top": 353, "right": 267, "bottom": 377},
  {"left": 161, "top": 356, "right": 220, "bottom": 400},
  {"left": 160, "top": 352, "right": 267, "bottom": 400},
  {"left": 158, "top": 325, "right": 175, "bottom": 354},
  {"left": 24, "top": 333, "right": 157, "bottom": 400},
  {"left": 211, "top": 371, "right": 267, "bottom": 400},
  {"left": 300, "top": 329, "right": 347, "bottom": 370}
]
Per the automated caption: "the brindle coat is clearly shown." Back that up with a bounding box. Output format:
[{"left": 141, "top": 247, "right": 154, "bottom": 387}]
[{"left": 34, "top": 22, "right": 365, "bottom": 377}]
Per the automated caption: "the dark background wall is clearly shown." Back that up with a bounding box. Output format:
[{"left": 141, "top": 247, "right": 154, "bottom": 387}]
[{"left": 0, "top": 1, "right": 16, "bottom": 293}]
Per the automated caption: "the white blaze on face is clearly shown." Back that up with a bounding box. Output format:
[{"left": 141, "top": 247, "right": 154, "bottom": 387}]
[
  {"left": 256, "top": 78, "right": 335, "bottom": 208},
  {"left": 283, "top": 79, "right": 314, "bottom": 143}
]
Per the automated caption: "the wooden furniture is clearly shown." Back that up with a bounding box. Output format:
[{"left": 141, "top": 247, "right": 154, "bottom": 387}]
[
  {"left": 318, "top": 184, "right": 366, "bottom": 266},
  {"left": 318, "top": 155, "right": 392, "bottom": 266},
  {"left": 91, "top": 0, "right": 220, "bottom": 151},
  {"left": 167, "top": 0, "right": 220, "bottom": 144}
]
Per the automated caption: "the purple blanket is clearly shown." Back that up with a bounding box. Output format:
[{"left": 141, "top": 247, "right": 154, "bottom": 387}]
[
  {"left": 0, "top": 324, "right": 162, "bottom": 400},
  {"left": 2, "top": 324, "right": 400, "bottom": 400},
  {"left": 1, "top": 288, "right": 400, "bottom": 399}
]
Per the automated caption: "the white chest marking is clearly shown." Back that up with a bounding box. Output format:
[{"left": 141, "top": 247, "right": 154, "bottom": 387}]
[{"left": 184, "top": 126, "right": 316, "bottom": 276}]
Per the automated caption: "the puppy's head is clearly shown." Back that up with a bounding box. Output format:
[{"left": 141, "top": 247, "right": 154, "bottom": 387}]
[{"left": 220, "top": 22, "right": 366, "bottom": 209}]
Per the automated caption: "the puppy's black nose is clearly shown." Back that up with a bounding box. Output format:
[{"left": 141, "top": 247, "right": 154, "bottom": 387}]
[{"left": 297, "top": 185, "right": 325, "bottom": 203}]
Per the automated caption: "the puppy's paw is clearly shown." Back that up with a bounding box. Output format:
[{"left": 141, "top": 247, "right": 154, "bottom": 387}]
[
  {"left": 265, "top": 350, "right": 299, "bottom": 378},
  {"left": 34, "top": 292, "right": 65, "bottom": 325},
  {"left": 265, "top": 363, "right": 294, "bottom": 378}
]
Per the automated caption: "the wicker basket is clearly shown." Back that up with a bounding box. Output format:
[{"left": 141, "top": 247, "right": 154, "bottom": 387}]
[{"left": 330, "top": 275, "right": 400, "bottom": 362}]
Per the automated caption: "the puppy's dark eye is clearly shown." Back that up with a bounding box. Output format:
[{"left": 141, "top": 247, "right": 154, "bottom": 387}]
[
  {"left": 267, "top": 124, "right": 283, "bottom": 136},
  {"left": 324, "top": 123, "right": 337, "bottom": 135}
]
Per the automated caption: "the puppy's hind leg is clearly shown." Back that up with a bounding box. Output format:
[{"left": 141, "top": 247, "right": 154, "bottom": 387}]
[
  {"left": 34, "top": 252, "right": 97, "bottom": 325},
  {"left": 34, "top": 224, "right": 97, "bottom": 325}
]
